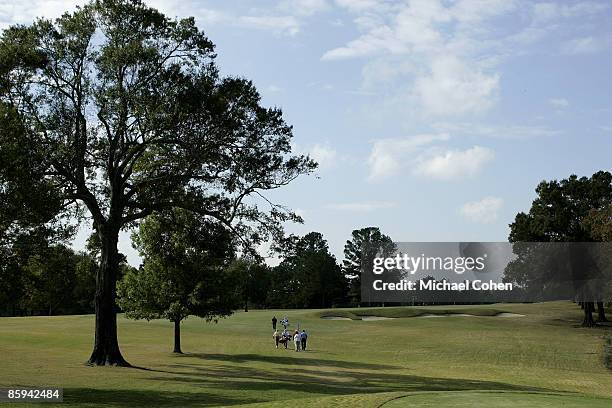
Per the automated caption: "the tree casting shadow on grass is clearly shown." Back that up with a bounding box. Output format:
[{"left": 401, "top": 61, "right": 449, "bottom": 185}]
[
  {"left": 58, "top": 353, "right": 558, "bottom": 407},
  {"left": 176, "top": 352, "right": 398, "bottom": 371},
  {"left": 59, "top": 388, "right": 258, "bottom": 407},
  {"left": 125, "top": 353, "right": 553, "bottom": 406}
]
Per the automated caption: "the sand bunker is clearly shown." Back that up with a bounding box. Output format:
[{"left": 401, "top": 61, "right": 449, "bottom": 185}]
[
  {"left": 416, "top": 313, "right": 477, "bottom": 318},
  {"left": 321, "top": 312, "right": 525, "bottom": 320},
  {"left": 417, "top": 312, "right": 525, "bottom": 318},
  {"left": 359, "top": 315, "right": 395, "bottom": 321}
]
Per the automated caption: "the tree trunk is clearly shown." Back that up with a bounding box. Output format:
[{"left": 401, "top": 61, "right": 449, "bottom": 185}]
[
  {"left": 597, "top": 301, "right": 608, "bottom": 322},
  {"left": 173, "top": 319, "right": 182, "bottom": 354},
  {"left": 87, "top": 226, "right": 130, "bottom": 366},
  {"left": 582, "top": 301, "right": 596, "bottom": 327}
]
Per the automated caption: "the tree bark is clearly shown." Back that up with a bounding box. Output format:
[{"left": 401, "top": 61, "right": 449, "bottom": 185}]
[
  {"left": 582, "top": 301, "right": 597, "bottom": 327},
  {"left": 173, "top": 319, "right": 182, "bottom": 353},
  {"left": 597, "top": 301, "right": 608, "bottom": 322},
  {"left": 87, "top": 226, "right": 130, "bottom": 366}
]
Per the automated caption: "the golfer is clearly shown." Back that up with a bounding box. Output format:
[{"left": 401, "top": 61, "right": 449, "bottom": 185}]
[
  {"left": 281, "top": 329, "right": 290, "bottom": 349},
  {"left": 293, "top": 330, "right": 301, "bottom": 352},
  {"left": 300, "top": 329, "right": 308, "bottom": 351}
]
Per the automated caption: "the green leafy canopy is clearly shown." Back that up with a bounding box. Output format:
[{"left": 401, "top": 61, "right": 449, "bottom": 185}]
[{"left": 0, "top": 0, "right": 316, "bottom": 249}]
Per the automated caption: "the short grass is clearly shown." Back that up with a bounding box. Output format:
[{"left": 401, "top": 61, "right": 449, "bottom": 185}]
[{"left": 1, "top": 301, "right": 611, "bottom": 407}]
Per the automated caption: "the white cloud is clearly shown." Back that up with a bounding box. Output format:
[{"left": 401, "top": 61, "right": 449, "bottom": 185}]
[
  {"left": 326, "top": 201, "right": 396, "bottom": 212},
  {"left": 279, "top": 0, "right": 329, "bottom": 16},
  {"left": 323, "top": 0, "right": 610, "bottom": 119},
  {"left": 266, "top": 85, "right": 284, "bottom": 93},
  {"left": 413, "top": 56, "right": 499, "bottom": 116},
  {"left": 239, "top": 15, "right": 301, "bottom": 36},
  {"left": 321, "top": 25, "right": 402, "bottom": 60},
  {"left": 450, "top": 0, "right": 517, "bottom": 24},
  {"left": 367, "top": 133, "right": 449, "bottom": 180},
  {"left": 532, "top": 2, "right": 608, "bottom": 24},
  {"left": 0, "top": 0, "right": 84, "bottom": 29},
  {"left": 361, "top": 58, "right": 416, "bottom": 90},
  {"left": 561, "top": 36, "right": 612, "bottom": 55},
  {"left": 548, "top": 98, "right": 569, "bottom": 108},
  {"left": 415, "top": 146, "right": 495, "bottom": 181},
  {"left": 152, "top": 1, "right": 305, "bottom": 36},
  {"left": 0, "top": 1, "right": 303, "bottom": 36},
  {"left": 309, "top": 143, "right": 337, "bottom": 170},
  {"left": 460, "top": 196, "right": 503, "bottom": 223},
  {"left": 323, "top": 0, "right": 517, "bottom": 61},
  {"left": 322, "top": 0, "right": 512, "bottom": 117},
  {"left": 431, "top": 122, "right": 561, "bottom": 139},
  {"left": 334, "top": 0, "right": 380, "bottom": 12},
  {"left": 367, "top": 133, "right": 494, "bottom": 182}
]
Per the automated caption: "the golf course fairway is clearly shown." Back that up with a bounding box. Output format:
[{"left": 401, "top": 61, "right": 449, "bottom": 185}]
[{"left": 1, "top": 301, "right": 610, "bottom": 407}]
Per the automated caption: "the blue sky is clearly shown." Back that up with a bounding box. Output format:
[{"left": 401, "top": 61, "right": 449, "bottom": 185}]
[{"left": 1, "top": 0, "right": 611, "bottom": 264}]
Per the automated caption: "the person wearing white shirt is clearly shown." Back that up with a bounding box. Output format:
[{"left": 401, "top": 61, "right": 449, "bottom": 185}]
[{"left": 293, "top": 331, "right": 301, "bottom": 352}]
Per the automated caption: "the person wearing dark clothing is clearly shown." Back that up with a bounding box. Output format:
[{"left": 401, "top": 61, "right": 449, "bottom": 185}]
[
  {"left": 301, "top": 330, "right": 308, "bottom": 351},
  {"left": 272, "top": 316, "right": 277, "bottom": 330}
]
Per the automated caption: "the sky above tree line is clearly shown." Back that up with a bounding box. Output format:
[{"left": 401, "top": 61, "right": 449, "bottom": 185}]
[{"left": 1, "top": 0, "right": 611, "bottom": 265}]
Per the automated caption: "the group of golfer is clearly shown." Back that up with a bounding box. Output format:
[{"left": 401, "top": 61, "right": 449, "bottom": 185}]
[{"left": 271, "top": 316, "right": 308, "bottom": 351}]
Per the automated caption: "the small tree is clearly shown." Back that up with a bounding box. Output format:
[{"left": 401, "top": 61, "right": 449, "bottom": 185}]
[{"left": 117, "top": 209, "right": 239, "bottom": 353}]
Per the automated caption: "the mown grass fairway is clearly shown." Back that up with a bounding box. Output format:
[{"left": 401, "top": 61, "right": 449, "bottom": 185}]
[{"left": 1, "top": 301, "right": 611, "bottom": 407}]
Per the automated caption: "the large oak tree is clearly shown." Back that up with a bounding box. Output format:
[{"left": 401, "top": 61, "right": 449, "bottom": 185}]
[{"left": 0, "top": 0, "right": 315, "bottom": 365}]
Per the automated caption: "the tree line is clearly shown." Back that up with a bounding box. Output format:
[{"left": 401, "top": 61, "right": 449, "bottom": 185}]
[
  {"left": 0, "top": 221, "right": 392, "bottom": 353},
  {"left": 0, "top": 223, "right": 392, "bottom": 317}
]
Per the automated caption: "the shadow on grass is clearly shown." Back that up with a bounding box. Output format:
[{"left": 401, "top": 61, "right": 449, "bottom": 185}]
[
  {"left": 176, "top": 352, "right": 397, "bottom": 371},
  {"left": 58, "top": 355, "right": 554, "bottom": 407},
  {"left": 137, "top": 355, "right": 549, "bottom": 404},
  {"left": 60, "top": 387, "right": 256, "bottom": 407}
]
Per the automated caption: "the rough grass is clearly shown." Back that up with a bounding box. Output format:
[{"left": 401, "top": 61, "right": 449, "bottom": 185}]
[{"left": 1, "top": 301, "right": 612, "bottom": 407}]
